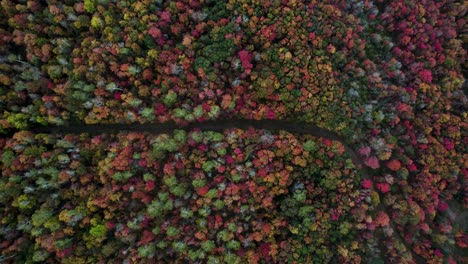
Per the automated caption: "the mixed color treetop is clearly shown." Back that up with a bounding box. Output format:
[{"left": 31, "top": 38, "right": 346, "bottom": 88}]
[{"left": 0, "top": 0, "right": 466, "bottom": 263}]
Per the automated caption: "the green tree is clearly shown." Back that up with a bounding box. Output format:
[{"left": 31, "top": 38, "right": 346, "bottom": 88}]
[{"left": 84, "top": 0, "right": 96, "bottom": 13}]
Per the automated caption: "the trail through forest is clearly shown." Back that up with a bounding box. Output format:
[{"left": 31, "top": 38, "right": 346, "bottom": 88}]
[{"left": 30, "top": 119, "right": 427, "bottom": 263}]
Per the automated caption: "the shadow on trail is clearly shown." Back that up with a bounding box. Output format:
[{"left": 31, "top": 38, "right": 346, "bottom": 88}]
[{"left": 32, "top": 119, "right": 362, "bottom": 166}]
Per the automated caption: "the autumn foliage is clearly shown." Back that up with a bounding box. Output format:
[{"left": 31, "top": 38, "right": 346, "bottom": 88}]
[{"left": 0, "top": 0, "right": 466, "bottom": 263}]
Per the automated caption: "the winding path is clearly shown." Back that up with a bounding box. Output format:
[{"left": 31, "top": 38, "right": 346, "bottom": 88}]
[
  {"left": 32, "top": 119, "right": 362, "bottom": 167},
  {"left": 30, "top": 119, "right": 425, "bottom": 263}
]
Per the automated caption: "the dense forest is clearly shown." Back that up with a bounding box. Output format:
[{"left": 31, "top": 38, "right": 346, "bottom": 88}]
[{"left": 0, "top": 0, "right": 466, "bottom": 263}]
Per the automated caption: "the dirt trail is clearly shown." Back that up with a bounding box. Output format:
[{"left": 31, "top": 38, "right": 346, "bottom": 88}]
[{"left": 32, "top": 119, "right": 362, "bottom": 166}]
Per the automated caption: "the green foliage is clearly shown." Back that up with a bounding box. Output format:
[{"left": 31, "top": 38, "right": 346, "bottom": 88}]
[
  {"left": 193, "top": 105, "right": 204, "bottom": 118},
  {"left": 43, "top": 216, "right": 61, "bottom": 231},
  {"left": 188, "top": 249, "right": 203, "bottom": 261},
  {"left": 202, "top": 160, "right": 217, "bottom": 172},
  {"left": 226, "top": 240, "right": 240, "bottom": 250},
  {"left": 216, "top": 147, "right": 227, "bottom": 156},
  {"left": 157, "top": 241, "right": 168, "bottom": 249},
  {"left": 89, "top": 224, "right": 107, "bottom": 238},
  {"left": 216, "top": 230, "right": 230, "bottom": 242},
  {"left": 152, "top": 226, "right": 161, "bottom": 235},
  {"left": 15, "top": 194, "right": 35, "bottom": 210},
  {"left": 90, "top": 16, "right": 104, "bottom": 28},
  {"left": 172, "top": 241, "right": 187, "bottom": 253},
  {"left": 206, "top": 189, "right": 218, "bottom": 199},
  {"left": 105, "top": 82, "right": 120, "bottom": 92},
  {"left": 147, "top": 193, "right": 173, "bottom": 218},
  {"left": 204, "top": 131, "right": 223, "bottom": 142},
  {"left": 173, "top": 108, "right": 190, "bottom": 119},
  {"left": 32, "top": 250, "right": 50, "bottom": 262},
  {"left": 140, "top": 107, "right": 155, "bottom": 121},
  {"left": 180, "top": 207, "right": 193, "bottom": 219},
  {"left": 143, "top": 173, "right": 156, "bottom": 182},
  {"left": 198, "top": 206, "right": 211, "bottom": 217},
  {"left": 128, "top": 98, "right": 142, "bottom": 107},
  {"left": 191, "top": 131, "right": 204, "bottom": 143},
  {"left": 213, "top": 199, "right": 224, "bottom": 210},
  {"left": 55, "top": 139, "right": 75, "bottom": 149},
  {"left": 138, "top": 244, "right": 156, "bottom": 258},
  {"left": 201, "top": 0, "right": 229, "bottom": 20},
  {"left": 127, "top": 218, "right": 141, "bottom": 230},
  {"left": 164, "top": 175, "right": 177, "bottom": 187},
  {"left": 173, "top": 130, "right": 187, "bottom": 143},
  {"left": 231, "top": 174, "right": 242, "bottom": 182},
  {"left": 84, "top": 0, "right": 97, "bottom": 13},
  {"left": 320, "top": 176, "right": 338, "bottom": 191},
  {"left": 170, "top": 185, "right": 186, "bottom": 197},
  {"left": 166, "top": 226, "right": 179, "bottom": 237},
  {"left": 201, "top": 240, "right": 216, "bottom": 252},
  {"left": 32, "top": 209, "right": 53, "bottom": 227},
  {"left": 193, "top": 23, "right": 237, "bottom": 72},
  {"left": 152, "top": 135, "right": 179, "bottom": 158},
  {"left": 147, "top": 200, "right": 163, "bottom": 218},
  {"left": 101, "top": 240, "right": 122, "bottom": 257},
  {"left": 293, "top": 189, "right": 307, "bottom": 202},
  {"left": 193, "top": 57, "right": 212, "bottom": 72},
  {"left": 5, "top": 112, "right": 29, "bottom": 129},
  {"left": 127, "top": 65, "right": 140, "bottom": 76},
  {"left": 55, "top": 238, "right": 73, "bottom": 250},
  {"left": 303, "top": 140, "right": 317, "bottom": 152},
  {"left": 279, "top": 196, "right": 300, "bottom": 218},
  {"left": 16, "top": 218, "right": 32, "bottom": 232},
  {"left": 57, "top": 154, "right": 70, "bottom": 164},
  {"left": 207, "top": 256, "right": 222, "bottom": 264},
  {"left": 163, "top": 91, "right": 177, "bottom": 107},
  {"left": 224, "top": 252, "right": 241, "bottom": 264},
  {"left": 227, "top": 223, "right": 236, "bottom": 232},
  {"left": 298, "top": 206, "right": 314, "bottom": 218},
  {"left": 192, "top": 179, "right": 206, "bottom": 188},
  {"left": 207, "top": 105, "right": 220, "bottom": 119},
  {"left": 1, "top": 150, "right": 15, "bottom": 167},
  {"left": 23, "top": 146, "right": 46, "bottom": 157},
  {"left": 112, "top": 171, "right": 132, "bottom": 182},
  {"left": 30, "top": 227, "right": 44, "bottom": 237},
  {"left": 339, "top": 221, "right": 352, "bottom": 235}
]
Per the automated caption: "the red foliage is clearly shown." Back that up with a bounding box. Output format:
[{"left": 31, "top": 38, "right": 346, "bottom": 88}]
[
  {"left": 195, "top": 186, "right": 209, "bottom": 196},
  {"left": 138, "top": 230, "right": 156, "bottom": 246},
  {"left": 364, "top": 156, "right": 380, "bottom": 169},
  {"left": 375, "top": 211, "right": 390, "bottom": 227},
  {"left": 437, "top": 201, "right": 449, "bottom": 212},
  {"left": 56, "top": 247, "right": 73, "bottom": 258},
  {"left": 358, "top": 146, "right": 371, "bottom": 157},
  {"left": 443, "top": 138, "right": 454, "bottom": 150},
  {"left": 145, "top": 181, "right": 155, "bottom": 191},
  {"left": 114, "top": 92, "right": 122, "bottom": 100},
  {"left": 259, "top": 243, "right": 271, "bottom": 260},
  {"left": 386, "top": 159, "right": 401, "bottom": 171},
  {"left": 361, "top": 179, "right": 372, "bottom": 189},
  {"left": 148, "top": 26, "right": 162, "bottom": 39},
  {"left": 106, "top": 221, "right": 115, "bottom": 230},
  {"left": 238, "top": 50, "right": 253, "bottom": 71},
  {"left": 323, "top": 138, "right": 332, "bottom": 147},
  {"left": 376, "top": 183, "right": 390, "bottom": 194},
  {"left": 266, "top": 109, "right": 275, "bottom": 120},
  {"left": 225, "top": 183, "right": 240, "bottom": 196},
  {"left": 455, "top": 233, "right": 468, "bottom": 248},
  {"left": 418, "top": 69, "right": 433, "bottom": 83}
]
